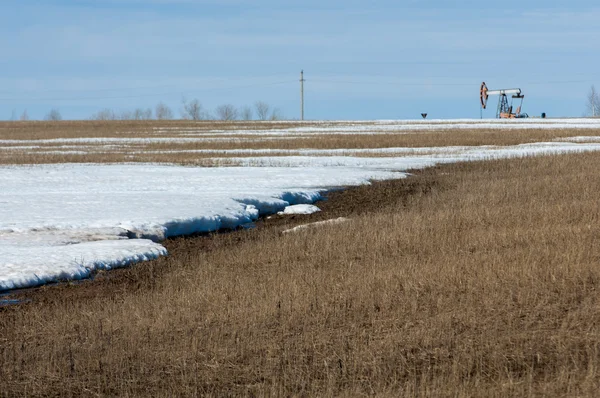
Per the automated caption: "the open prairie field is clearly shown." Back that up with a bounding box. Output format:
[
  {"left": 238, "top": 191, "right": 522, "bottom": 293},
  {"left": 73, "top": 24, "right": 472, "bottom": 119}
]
[
  {"left": 3, "top": 119, "right": 600, "bottom": 396},
  {"left": 2, "top": 119, "right": 600, "bottom": 165}
]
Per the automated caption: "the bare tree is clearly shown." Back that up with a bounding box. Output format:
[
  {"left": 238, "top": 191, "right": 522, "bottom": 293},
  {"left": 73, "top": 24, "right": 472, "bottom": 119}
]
[
  {"left": 133, "top": 108, "right": 153, "bottom": 120},
  {"left": 20, "top": 110, "right": 29, "bottom": 121},
  {"left": 91, "top": 108, "right": 117, "bottom": 120},
  {"left": 45, "top": 108, "right": 62, "bottom": 121},
  {"left": 10, "top": 109, "right": 16, "bottom": 121},
  {"left": 181, "top": 98, "right": 206, "bottom": 120},
  {"left": 255, "top": 101, "right": 270, "bottom": 121},
  {"left": 270, "top": 107, "right": 284, "bottom": 121},
  {"left": 587, "top": 85, "right": 600, "bottom": 117},
  {"left": 155, "top": 102, "right": 174, "bottom": 120},
  {"left": 241, "top": 106, "right": 253, "bottom": 121},
  {"left": 119, "top": 110, "right": 133, "bottom": 120},
  {"left": 215, "top": 104, "right": 239, "bottom": 121}
]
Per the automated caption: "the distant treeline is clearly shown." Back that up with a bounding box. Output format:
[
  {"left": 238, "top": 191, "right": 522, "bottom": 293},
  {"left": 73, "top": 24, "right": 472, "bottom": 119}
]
[{"left": 11, "top": 99, "right": 285, "bottom": 122}]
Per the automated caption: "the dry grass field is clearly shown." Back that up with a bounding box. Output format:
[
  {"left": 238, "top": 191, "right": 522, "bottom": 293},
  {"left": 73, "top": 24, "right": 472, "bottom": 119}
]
[
  {"left": 1, "top": 120, "right": 599, "bottom": 165},
  {"left": 3, "top": 143, "right": 600, "bottom": 396}
]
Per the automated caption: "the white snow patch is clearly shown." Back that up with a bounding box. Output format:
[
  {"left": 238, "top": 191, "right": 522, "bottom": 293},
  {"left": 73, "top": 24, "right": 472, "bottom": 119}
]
[
  {"left": 1, "top": 238, "right": 166, "bottom": 291},
  {"left": 278, "top": 204, "right": 321, "bottom": 215},
  {"left": 282, "top": 218, "right": 350, "bottom": 234},
  {"left": 554, "top": 136, "right": 600, "bottom": 143},
  {"left": 210, "top": 142, "right": 600, "bottom": 168}
]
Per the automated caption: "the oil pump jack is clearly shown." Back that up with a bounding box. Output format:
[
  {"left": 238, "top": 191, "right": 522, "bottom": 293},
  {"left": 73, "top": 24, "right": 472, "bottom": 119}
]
[{"left": 480, "top": 82, "right": 528, "bottom": 118}]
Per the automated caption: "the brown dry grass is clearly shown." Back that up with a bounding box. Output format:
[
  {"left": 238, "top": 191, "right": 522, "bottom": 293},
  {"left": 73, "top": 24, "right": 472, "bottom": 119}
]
[
  {"left": 0, "top": 120, "right": 304, "bottom": 140},
  {"left": 1, "top": 120, "right": 600, "bottom": 166},
  {"left": 3, "top": 152, "right": 600, "bottom": 396}
]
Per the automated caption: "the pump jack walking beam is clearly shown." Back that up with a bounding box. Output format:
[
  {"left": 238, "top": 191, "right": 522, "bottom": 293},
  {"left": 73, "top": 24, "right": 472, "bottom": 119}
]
[{"left": 480, "top": 82, "right": 525, "bottom": 118}]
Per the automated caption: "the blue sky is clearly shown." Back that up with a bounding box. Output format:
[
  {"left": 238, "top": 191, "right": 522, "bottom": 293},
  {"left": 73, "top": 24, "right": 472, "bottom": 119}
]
[{"left": 1, "top": 0, "right": 599, "bottom": 120}]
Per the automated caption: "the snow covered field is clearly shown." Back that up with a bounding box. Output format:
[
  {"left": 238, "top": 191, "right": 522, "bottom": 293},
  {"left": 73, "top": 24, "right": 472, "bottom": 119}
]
[
  {"left": 2, "top": 119, "right": 600, "bottom": 291},
  {"left": 0, "top": 164, "right": 405, "bottom": 290}
]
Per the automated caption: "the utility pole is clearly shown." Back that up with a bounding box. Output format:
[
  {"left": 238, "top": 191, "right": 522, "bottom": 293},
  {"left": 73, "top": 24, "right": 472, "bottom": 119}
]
[{"left": 300, "top": 70, "right": 305, "bottom": 121}]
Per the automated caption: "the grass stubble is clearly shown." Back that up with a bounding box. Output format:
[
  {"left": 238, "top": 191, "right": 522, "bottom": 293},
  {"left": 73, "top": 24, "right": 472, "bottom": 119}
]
[{"left": 2, "top": 121, "right": 600, "bottom": 396}]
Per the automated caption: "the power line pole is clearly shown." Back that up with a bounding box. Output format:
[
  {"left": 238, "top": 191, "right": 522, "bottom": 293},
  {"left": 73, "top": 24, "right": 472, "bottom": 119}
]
[{"left": 300, "top": 70, "right": 305, "bottom": 121}]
